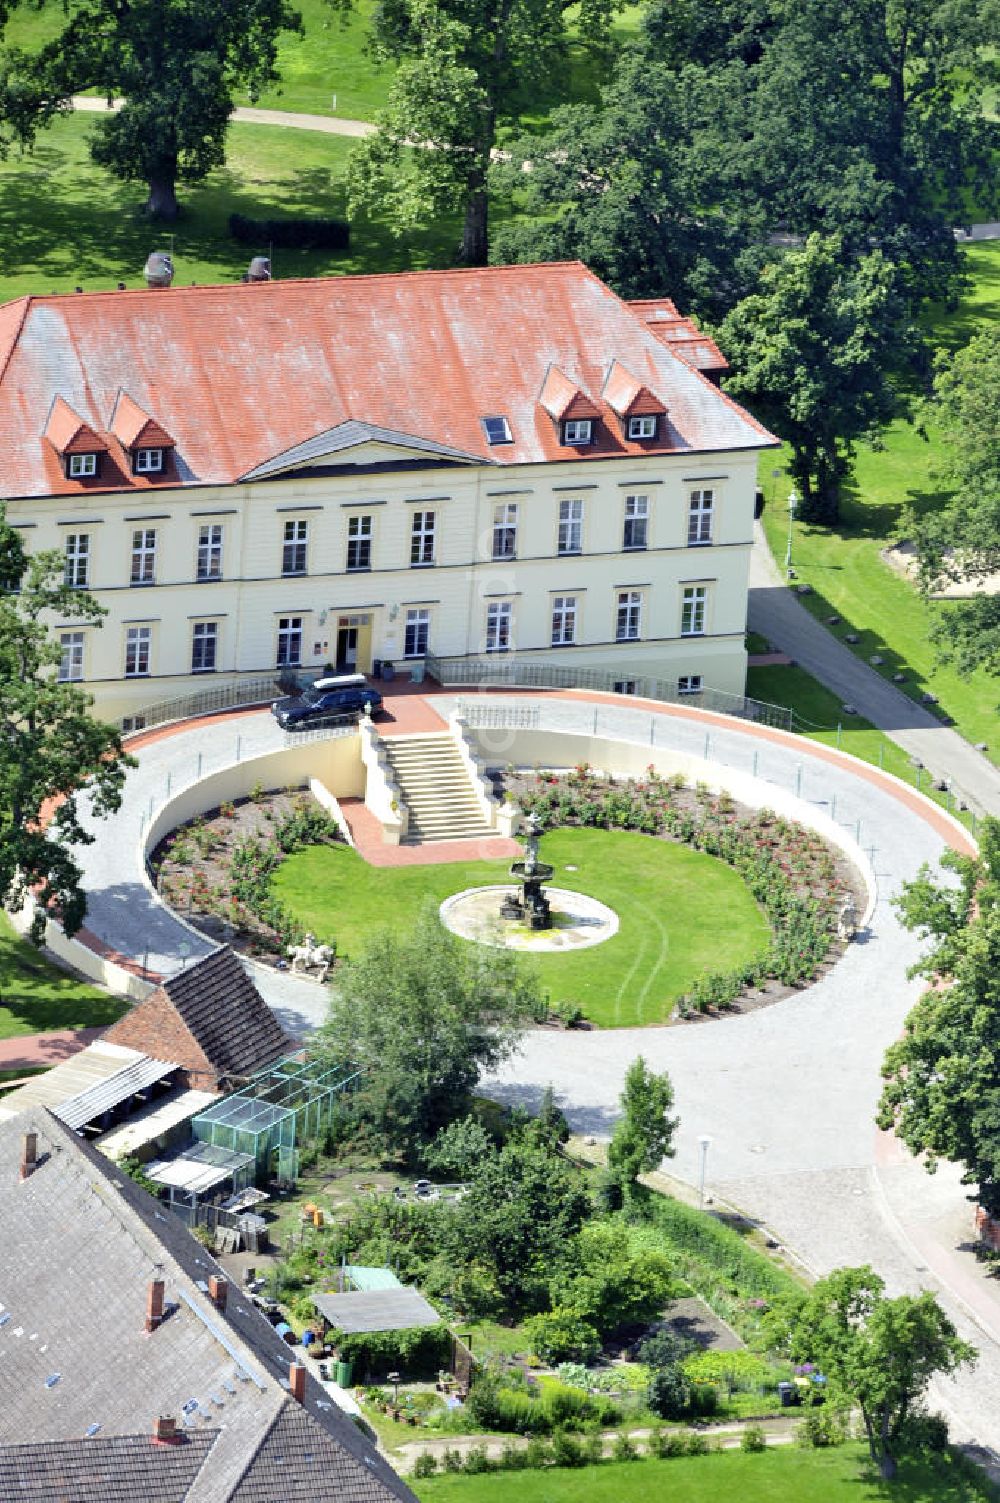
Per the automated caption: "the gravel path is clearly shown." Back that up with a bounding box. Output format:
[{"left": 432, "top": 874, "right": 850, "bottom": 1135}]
[
  {"left": 748, "top": 521, "right": 1000, "bottom": 815},
  {"left": 70, "top": 95, "right": 375, "bottom": 137}
]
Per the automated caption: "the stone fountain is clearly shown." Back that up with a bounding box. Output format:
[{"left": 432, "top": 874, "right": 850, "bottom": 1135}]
[{"left": 500, "top": 811, "right": 554, "bottom": 930}]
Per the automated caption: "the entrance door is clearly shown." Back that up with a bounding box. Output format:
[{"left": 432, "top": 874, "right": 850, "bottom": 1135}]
[{"left": 336, "top": 626, "right": 357, "bottom": 671}]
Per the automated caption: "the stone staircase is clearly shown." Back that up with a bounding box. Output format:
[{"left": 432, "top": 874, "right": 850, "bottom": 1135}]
[{"left": 382, "top": 733, "right": 495, "bottom": 843}]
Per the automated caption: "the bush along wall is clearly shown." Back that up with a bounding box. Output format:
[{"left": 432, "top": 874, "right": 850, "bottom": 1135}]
[{"left": 517, "top": 765, "right": 856, "bottom": 1009}]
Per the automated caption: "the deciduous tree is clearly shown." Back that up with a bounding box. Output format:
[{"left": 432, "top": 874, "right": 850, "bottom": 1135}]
[
  {"left": 0, "top": 513, "right": 132, "bottom": 942},
  {"left": 792, "top": 1265, "right": 974, "bottom": 1479},
  {"left": 607, "top": 1055, "right": 678, "bottom": 1192}
]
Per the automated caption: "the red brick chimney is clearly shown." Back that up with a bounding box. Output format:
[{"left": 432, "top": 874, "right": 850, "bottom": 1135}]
[
  {"left": 289, "top": 1363, "right": 306, "bottom": 1405},
  {"left": 208, "top": 1275, "right": 228, "bottom": 1311},
  {"left": 19, "top": 1132, "right": 38, "bottom": 1182},
  {"left": 145, "top": 1278, "right": 165, "bottom": 1333},
  {"left": 152, "top": 1415, "right": 179, "bottom": 1444}
]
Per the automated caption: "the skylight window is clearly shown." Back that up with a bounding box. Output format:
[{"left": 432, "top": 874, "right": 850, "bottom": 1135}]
[{"left": 482, "top": 415, "right": 512, "bottom": 445}]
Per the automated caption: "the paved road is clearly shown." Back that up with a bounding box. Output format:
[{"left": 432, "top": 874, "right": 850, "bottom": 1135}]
[{"left": 748, "top": 522, "right": 1000, "bottom": 815}]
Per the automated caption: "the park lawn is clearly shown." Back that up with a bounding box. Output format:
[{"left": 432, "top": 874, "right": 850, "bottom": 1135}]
[
  {"left": 413, "top": 1447, "right": 996, "bottom": 1502},
  {"left": 0, "top": 914, "right": 126, "bottom": 1037},
  {"left": 271, "top": 826, "right": 770, "bottom": 1028},
  {"left": 0, "top": 113, "right": 461, "bottom": 301},
  {"left": 759, "top": 241, "right": 1000, "bottom": 763}
]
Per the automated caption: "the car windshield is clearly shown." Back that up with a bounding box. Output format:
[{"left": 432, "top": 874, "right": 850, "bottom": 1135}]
[{"left": 301, "top": 687, "right": 325, "bottom": 706}]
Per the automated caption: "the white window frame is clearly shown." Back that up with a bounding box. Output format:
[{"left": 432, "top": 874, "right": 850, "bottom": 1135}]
[
  {"left": 276, "top": 616, "right": 303, "bottom": 667},
  {"left": 482, "top": 416, "right": 512, "bottom": 446},
  {"left": 197, "top": 524, "right": 223, "bottom": 581},
  {"left": 678, "top": 674, "right": 703, "bottom": 695},
  {"left": 282, "top": 519, "right": 308, "bottom": 576},
  {"left": 130, "top": 528, "right": 157, "bottom": 586},
  {"left": 613, "top": 679, "right": 637, "bottom": 696},
  {"left": 688, "top": 488, "right": 714, "bottom": 545},
  {"left": 628, "top": 415, "right": 657, "bottom": 440},
  {"left": 404, "top": 608, "right": 430, "bottom": 659},
  {"left": 558, "top": 498, "right": 583, "bottom": 555},
  {"left": 681, "top": 585, "right": 708, "bottom": 636},
  {"left": 134, "top": 448, "right": 163, "bottom": 473},
  {"left": 485, "top": 600, "right": 512, "bottom": 653},
  {"left": 68, "top": 453, "right": 97, "bottom": 479},
  {"left": 616, "top": 590, "right": 642, "bottom": 642},
  {"left": 191, "top": 620, "right": 218, "bottom": 674},
  {"left": 58, "top": 632, "right": 85, "bottom": 682},
  {"left": 623, "top": 494, "right": 648, "bottom": 551},
  {"left": 64, "top": 533, "right": 90, "bottom": 588},
  {"left": 347, "top": 515, "right": 372, "bottom": 572},
  {"left": 124, "top": 625, "right": 151, "bottom": 678},
  {"left": 492, "top": 502, "right": 517, "bottom": 560},
  {"left": 563, "top": 419, "right": 592, "bottom": 445},
  {"left": 410, "top": 510, "right": 436, "bottom": 567},
  {"left": 551, "top": 595, "right": 577, "bottom": 646}
]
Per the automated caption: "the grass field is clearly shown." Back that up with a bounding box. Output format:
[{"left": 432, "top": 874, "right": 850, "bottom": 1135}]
[
  {"left": 271, "top": 826, "right": 770, "bottom": 1027},
  {"left": 0, "top": 914, "right": 126, "bottom": 1037},
  {"left": 760, "top": 242, "right": 1000, "bottom": 764},
  {"left": 413, "top": 1446, "right": 996, "bottom": 1502},
  {"left": 0, "top": 113, "right": 460, "bottom": 300}
]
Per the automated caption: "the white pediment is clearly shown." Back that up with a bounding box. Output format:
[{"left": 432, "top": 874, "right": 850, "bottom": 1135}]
[{"left": 240, "top": 420, "right": 487, "bottom": 481}]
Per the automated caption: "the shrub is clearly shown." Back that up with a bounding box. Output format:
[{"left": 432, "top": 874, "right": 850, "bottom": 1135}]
[
  {"left": 524, "top": 1308, "right": 600, "bottom": 1364},
  {"left": 650, "top": 1429, "right": 689, "bottom": 1459},
  {"left": 498, "top": 1442, "right": 530, "bottom": 1470},
  {"left": 412, "top": 1453, "right": 437, "bottom": 1478},
  {"left": 612, "top": 1431, "right": 638, "bottom": 1462},
  {"left": 797, "top": 1408, "right": 848, "bottom": 1448},
  {"left": 898, "top": 1410, "right": 949, "bottom": 1453},
  {"left": 741, "top": 1424, "right": 767, "bottom": 1452},
  {"left": 550, "top": 1430, "right": 587, "bottom": 1468},
  {"left": 463, "top": 1444, "right": 493, "bottom": 1474},
  {"left": 524, "top": 1438, "right": 553, "bottom": 1469},
  {"left": 687, "top": 1382, "right": 719, "bottom": 1417},
  {"left": 229, "top": 212, "right": 350, "bottom": 250},
  {"left": 686, "top": 1431, "right": 711, "bottom": 1455},
  {"left": 647, "top": 1364, "right": 690, "bottom": 1420},
  {"left": 546, "top": 1385, "right": 601, "bottom": 1429},
  {"left": 442, "top": 1448, "right": 463, "bottom": 1472}
]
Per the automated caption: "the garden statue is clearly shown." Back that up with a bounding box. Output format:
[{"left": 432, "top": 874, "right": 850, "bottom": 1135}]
[
  {"left": 836, "top": 894, "right": 858, "bottom": 943},
  {"left": 500, "top": 811, "right": 554, "bottom": 930},
  {"left": 287, "top": 931, "right": 335, "bottom": 981}
]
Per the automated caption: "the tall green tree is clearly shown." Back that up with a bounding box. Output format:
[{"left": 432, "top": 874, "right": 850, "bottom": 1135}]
[
  {"left": 908, "top": 326, "right": 1000, "bottom": 676},
  {"left": 317, "top": 907, "right": 542, "bottom": 1151},
  {"left": 719, "top": 234, "right": 914, "bottom": 524},
  {"left": 878, "top": 818, "right": 1000, "bottom": 1215},
  {"left": 607, "top": 1055, "right": 678, "bottom": 1193},
  {"left": 0, "top": 512, "right": 132, "bottom": 942},
  {"left": 792, "top": 1265, "right": 975, "bottom": 1479},
  {"left": 347, "top": 0, "right": 624, "bottom": 264},
  {"left": 11, "top": 0, "right": 302, "bottom": 218}
]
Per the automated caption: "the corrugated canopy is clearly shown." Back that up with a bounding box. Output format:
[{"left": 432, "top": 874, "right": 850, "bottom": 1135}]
[
  {"left": 54, "top": 1055, "right": 178, "bottom": 1132},
  {"left": 312, "top": 1289, "right": 441, "bottom": 1335}
]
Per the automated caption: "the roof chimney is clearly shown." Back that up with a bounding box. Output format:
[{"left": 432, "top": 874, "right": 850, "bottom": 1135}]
[
  {"left": 152, "top": 1415, "right": 179, "bottom": 1444},
  {"left": 145, "top": 1278, "right": 165, "bottom": 1333},
  {"left": 144, "top": 252, "right": 174, "bottom": 288},
  {"left": 19, "top": 1132, "right": 38, "bottom": 1181},
  {"left": 208, "top": 1274, "right": 228, "bottom": 1312},
  {"left": 247, "top": 256, "right": 271, "bottom": 283},
  {"left": 289, "top": 1362, "right": 306, "bottom": 1405}
]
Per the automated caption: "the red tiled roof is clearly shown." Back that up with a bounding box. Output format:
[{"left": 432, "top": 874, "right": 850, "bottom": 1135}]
[
  {"left": 538, "top": 364, "right": 602, "bottom": 422},
  {"left": 602, "top": 359, "right": 665, "bottom": 418},
  {"left": 110, "top": 390, "right": 175, "bottom": 450},
  {"left": 44, "top": 395, "right": 109, "bottom": 456},
  {"left": 1, "top": 264, "right": 772, "bottom": 499},
  {"left": 628, "top": 298, "right": 730, "bottom": 373}
]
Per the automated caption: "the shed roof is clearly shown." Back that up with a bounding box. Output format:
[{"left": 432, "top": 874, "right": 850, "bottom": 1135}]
[
  {"left": 55, "top": 1054, "right": 178, "bottom": 1132},
  {"left": 312, "top": 1288, "right": 441, "bottom": 1335},
  {"left": 344, "top": 1266, "right": 404, "bottom": 1293},
  {"left": 0, "top": 1041, "right": 152, "bottom": 1124},
  {"left": 146, "top": 1141, "right": 255, "bottom": 1195}
]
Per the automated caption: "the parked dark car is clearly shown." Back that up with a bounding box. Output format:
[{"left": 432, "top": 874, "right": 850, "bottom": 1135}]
[{"left": 271, "top": 674, "right": 383, "bottom": 730}]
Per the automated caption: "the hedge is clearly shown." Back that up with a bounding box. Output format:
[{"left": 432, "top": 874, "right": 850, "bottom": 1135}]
[{"left": 229, "top": 213, "right": 350, "bottom": 251}]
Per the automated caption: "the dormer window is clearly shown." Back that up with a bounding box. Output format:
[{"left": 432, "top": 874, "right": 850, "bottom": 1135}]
[
  {"left": 563, "top": 419, "right": 592, "bottom": 446},
  {"left": 134, "top": 447, "right": 164, "bottom": 474},
  {"left": 482, "top": 415, "right": 512, "bottom": 446},
  {"left": 68, "top": 453, "right": 98, "bottom": 479},
  {"left": 629, "top": 415, "right": 657, "bottom": 440}
]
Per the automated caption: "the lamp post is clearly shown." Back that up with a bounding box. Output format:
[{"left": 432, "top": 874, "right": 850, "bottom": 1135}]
[
  {"left": 785, "top": 488, "right": 799, "bottom": 580},
  {"left": 697, "top": 1134, "right": 713, "bottom": 1208}
]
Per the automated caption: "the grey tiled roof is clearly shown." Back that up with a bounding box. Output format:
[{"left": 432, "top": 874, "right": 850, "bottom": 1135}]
[
  {"left": 0, "top": 1110, "right": 415, "bottom": 1503},
  {"left": 160, "top": 948, "right": 292, "bottom": 1082},
  {"left": 229, "top": 1403, "right": 408, "bottom": 1503},
  {"left": 0, "top": 1431, "right": 218, "bottom": 1502}
]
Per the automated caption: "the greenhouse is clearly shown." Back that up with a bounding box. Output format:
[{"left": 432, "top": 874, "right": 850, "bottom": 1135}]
[{"left": 191, "top": 1056, "right": 361, "bottom": 1182}]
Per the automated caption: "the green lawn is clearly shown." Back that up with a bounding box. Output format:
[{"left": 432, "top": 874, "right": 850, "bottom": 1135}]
[
  {"left": 0, "top": 914, "right": 126, "bottom": 1037},
  {"left": 413, "top": 1447, "right": 995, "bottom": 1502},
  {"left": 760, "top": 242, "right": 1000, "bottom": 764},
  {"left": 0, "top": 113, "right": 461, "bottom": 301},
  {"left": 271, "top": 827, "right": 770, "bottom": 1027}
]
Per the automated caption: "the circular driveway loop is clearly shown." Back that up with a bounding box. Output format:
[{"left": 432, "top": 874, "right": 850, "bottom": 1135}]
[{"left": 71, "top": 692, "right": 1000, "bottom": 1453}]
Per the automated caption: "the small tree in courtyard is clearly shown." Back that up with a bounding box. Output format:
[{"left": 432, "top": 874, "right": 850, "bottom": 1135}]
[
  {"left": 0, "top": 512, "right": 132, "bottom": 941},
  {"left": 607, "top": 1056, "right": 678, "bottom": 1195}
]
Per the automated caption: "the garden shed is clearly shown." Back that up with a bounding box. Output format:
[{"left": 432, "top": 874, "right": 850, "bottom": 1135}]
[
  {"left": 191, "top": 1056, "right": 361, "bottom": 1181},
  {"left": 312, "top": 1288, "right": 441, "bottom": 1335}
]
